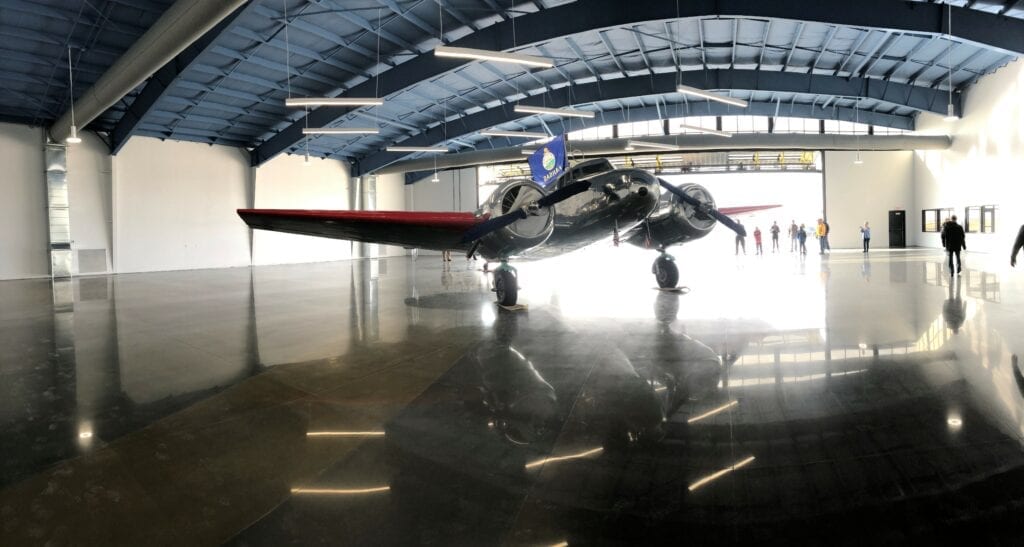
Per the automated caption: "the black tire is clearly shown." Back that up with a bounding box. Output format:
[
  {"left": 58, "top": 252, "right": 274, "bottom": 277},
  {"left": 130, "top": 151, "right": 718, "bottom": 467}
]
[
  {"left": 495, "top": 269, "right": 518, "bottom": 306},
  {"left": 653, "top": 257, "right": 679, "bottom": 289}
]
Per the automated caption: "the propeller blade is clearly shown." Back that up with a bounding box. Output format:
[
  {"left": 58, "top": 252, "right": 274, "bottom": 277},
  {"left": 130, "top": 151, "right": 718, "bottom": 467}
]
[
  {"left": 460, "top": 209, "right": 527, "bottom": 243},
  {"left": 657, "top": 179, "right": 747, "bottom": 237},
  {"left": 536, "top": 180, "right": 592, "bottom": 208},
  {"left": 461, "top": 181, "right": 591, "bottom": 243}
]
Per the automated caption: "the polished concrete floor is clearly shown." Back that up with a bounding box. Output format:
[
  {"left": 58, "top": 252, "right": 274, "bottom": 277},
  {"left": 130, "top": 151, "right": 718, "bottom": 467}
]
[{"left": 2, "top": 245, "right": 1024, "bottom": 545}]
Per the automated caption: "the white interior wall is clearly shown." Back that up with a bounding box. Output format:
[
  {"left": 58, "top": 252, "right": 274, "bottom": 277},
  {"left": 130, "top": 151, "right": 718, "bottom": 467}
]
[
  {"left": 67, "top": 131, "right": 114, "bottom": 274},
  {"left": 407, "top": 168, "right": 478, "bottom": 213},
  {"left": 113, "top": 137, "right": 251, "bottom": 273},
  {"left": 375, "top": 172, "right": 408, "bottom": 257},
  {"left": 912, "top": 58, "right": 1024, "bottom": 254},
  {"left": 399, "top": 168, "right": 477, "bottom": 256},
  {"left": 252, "top": 154, "right": 353, "bottom": 265},
  {"left": 824, "top": 150, "right": 913, "bottom": 249},
  {"left": 0, "top": 123, "right": 49, "bottom": 280}
]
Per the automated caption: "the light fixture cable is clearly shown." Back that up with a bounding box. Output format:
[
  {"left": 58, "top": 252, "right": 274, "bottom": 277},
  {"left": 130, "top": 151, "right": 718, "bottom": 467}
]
[
  {"left": 283, "top": 0, "right": 291, "bottom": 99},
  {"left": 945, "top": 1, "right": 955, "bottom": 120}
]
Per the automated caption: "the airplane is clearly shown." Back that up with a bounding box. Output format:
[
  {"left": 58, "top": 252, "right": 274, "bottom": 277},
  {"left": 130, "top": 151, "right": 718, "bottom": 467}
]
[{"left": 238, "top": 154, "right": 777, "bottom": 307}]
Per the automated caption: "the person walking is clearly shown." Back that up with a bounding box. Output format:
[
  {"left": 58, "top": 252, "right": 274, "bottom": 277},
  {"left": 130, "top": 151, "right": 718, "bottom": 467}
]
[
  {"left": 1011, "top": 224, "right": 1024, "bottom": 267},
  {"left": 941, "top": 215, "right": 966, "bottom": 275},
  {"left": 735, "top": 220, "right": 746, "bottom": 255},
  {"left": 770, "top": 221, "right": 781, "bottom": 252},
  {"left": 860, "top": 221, "right": 872, "bottom": 253},
  {"left": 823, "top": 219, "right": 831, "bottom": 252},
  {"left": 789, "top": 220, "right": 798, "bottom": 252},
  {"left": 754, "top": 227, "right": 763, "bottom": 255},
  {"left": 797, "top": 223, "right": 808, "bottom": 255}
]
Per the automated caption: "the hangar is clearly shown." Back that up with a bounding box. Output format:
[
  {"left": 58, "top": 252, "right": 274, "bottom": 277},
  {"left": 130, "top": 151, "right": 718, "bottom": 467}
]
[{"left": 2, "top": 0, "right": 1024, "bottom": 543}]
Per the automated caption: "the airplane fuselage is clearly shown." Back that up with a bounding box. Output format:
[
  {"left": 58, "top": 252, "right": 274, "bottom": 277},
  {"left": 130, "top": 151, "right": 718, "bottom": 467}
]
[{"left": 512, "top": 168, "right": 661, "bottom": 259}]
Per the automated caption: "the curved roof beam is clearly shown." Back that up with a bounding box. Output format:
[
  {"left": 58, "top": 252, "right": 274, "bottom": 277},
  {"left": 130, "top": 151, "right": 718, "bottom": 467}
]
[
  {"left": 250, "top": 0, "right": 1021, "bottom": 166},
  {"left": 353, "top": 69, "right": 934, "bottom": 174}
]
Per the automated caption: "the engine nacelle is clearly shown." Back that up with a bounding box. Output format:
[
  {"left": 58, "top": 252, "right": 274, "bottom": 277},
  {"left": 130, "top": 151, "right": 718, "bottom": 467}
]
[
  {"left": 473, "top": 179, "right": 554, "bottom": 259},
  {"left": 626, "top": 182, "right": 716, "bottom": 249}
]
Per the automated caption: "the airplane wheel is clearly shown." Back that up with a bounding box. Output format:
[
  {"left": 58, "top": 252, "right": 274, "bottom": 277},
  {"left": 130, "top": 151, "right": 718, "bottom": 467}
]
[
  {"left": 654, "top": 256, "right": 679, "bottom": 289},
  {"left": 494, "top": 268, "right": 518, "bottom": 306}
]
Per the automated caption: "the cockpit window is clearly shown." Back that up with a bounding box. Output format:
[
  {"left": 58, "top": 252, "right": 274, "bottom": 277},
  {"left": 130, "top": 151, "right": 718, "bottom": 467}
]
[{"left": 557, "top": 159, "right": 613, "bottom": 187}]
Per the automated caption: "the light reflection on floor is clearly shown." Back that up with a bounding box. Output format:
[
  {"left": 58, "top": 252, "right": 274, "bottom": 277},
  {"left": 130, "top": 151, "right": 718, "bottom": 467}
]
[{"left": 2, "top": 245, "right": 1024, "bottom": 545}]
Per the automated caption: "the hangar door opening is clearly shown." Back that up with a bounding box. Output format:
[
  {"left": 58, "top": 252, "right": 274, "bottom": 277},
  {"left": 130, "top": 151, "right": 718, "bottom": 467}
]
[{"left": 648, "top": 151, "right": 824, "bottom": 257}]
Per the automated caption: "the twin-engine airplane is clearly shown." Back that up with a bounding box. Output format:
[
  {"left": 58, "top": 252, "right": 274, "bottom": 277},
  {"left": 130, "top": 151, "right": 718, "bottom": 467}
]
[{"left": 238, "top": 157, "right": 775, "bottom": 306}]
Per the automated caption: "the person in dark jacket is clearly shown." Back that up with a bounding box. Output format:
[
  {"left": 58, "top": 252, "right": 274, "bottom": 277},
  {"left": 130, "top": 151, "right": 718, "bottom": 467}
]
[
  {"left": 1011, "top": 224, "right": 1024, "bottom": 267},
  {"left": 941, "top": 215, "right": 966, "bottom": 275}
]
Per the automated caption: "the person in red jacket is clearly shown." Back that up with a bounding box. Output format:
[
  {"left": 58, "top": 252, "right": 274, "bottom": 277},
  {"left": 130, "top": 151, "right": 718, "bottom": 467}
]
[{"left": 753, "top": 227, "right": 763, "bottom": 255}]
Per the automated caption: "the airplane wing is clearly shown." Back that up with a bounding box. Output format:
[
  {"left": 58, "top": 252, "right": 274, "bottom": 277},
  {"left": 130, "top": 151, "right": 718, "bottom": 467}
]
[
  {"left": 237, "top": 209, "right": 484, "bottom": 251},
  {"left": 718, "top": 204, "right": 782, "bottom": 216}
]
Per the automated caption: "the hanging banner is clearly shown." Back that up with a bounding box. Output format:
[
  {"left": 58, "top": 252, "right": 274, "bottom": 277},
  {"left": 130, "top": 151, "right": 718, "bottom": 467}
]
[{"left": 528, "top": 135, "right": 567, "bottom": 187}]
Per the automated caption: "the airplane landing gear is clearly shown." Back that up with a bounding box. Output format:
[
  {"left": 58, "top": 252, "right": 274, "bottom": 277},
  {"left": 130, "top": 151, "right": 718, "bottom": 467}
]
[
  {"left": 653, "top": 251, "right": 679, "bottom": 289},
  {"left": 493, "top": 261, "right": 518, "bottom": 306}
]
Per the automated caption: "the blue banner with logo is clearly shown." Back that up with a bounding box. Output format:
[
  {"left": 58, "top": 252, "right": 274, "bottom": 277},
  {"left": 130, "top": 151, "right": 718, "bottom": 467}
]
[{"left": 528, "top": 135, "right": 567, "bottom": 187}]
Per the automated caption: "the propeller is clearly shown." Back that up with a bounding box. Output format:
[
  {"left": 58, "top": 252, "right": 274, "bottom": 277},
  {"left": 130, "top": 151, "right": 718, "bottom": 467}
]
[
  {"left": 461, "top": 180, "right": 591, "bottom": 243},
  {"left": 656, "top": 178, "right": 747, "bottom": 237}
]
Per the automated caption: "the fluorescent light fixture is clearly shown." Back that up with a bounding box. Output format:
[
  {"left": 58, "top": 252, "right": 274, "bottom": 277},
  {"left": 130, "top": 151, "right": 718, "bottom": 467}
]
[
  {"left": 431, "top": 172, "right": 440, "bottom": 183},
  {"left": 65, "top": 125, "right": 82, "bottom": 144},
  {"left": 676, "top": 84, "right": 748, "bottom": 108},
  {"left": 521, "top": 149, "right": 536, "bottom": 155},
  {"left": 291, "top": 486, "right": 391, "bottom": 495},
  {"left": 514, "top": 105, "right": 595, "bottom": 118},
  {"left": 627, "top": 140, "right": 678, "bottom": 151},
  {"left": 480, "top": 129, "right": 550, "bottom": 139},
  {"left": 687, "top": 400, "right": 739, "bottom": 424},
  {"left": 944, "top": 102, "right": 958, "bottom": 122},
  {"left": 624, "top": 143, "right": 635, "bottom": 151},
  {"left": 387, "top": 146, "right": 448, "bottom": 153},
  {"left": 285, "top": 97, "right": 384, "bottom": 107},
  {"left": 434, "top": 45, "right": 554, "bottom": 68},
  {"left": 302, "top": 127, "right": 379, "bottom": 135},
  {"left": 306, "top": 431, "right": 385, "bottom": 437},
  {"left": 688, "top": 455, "right": 756, "bottom": 492},
  {"left": 675, "top": 123, "right": 731, "bottom": 137},
  {"left": 525, "top": 447, "right": 603, "bottom": 469}
]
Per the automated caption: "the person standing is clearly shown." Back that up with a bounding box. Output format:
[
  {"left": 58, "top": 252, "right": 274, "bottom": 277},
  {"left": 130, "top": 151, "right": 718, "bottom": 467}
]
[
  {"left": 941, "top": 215, "right": 966, "bottom": 275},
  {"left": 770, "top": 221, "right": 781, "bottom": 252},
  {"left": 860, "top": 221, "right": 872, "bottom": 253},
  {"left": 789, "top": 220, "right": 798, "bottom": 252},
  {"left": 754, "top": 227, "right": 763, "bottom": 255},
  {"left": 735, "top": 220, "right": 746, "bottom": 255},
  {"left": 823, "top": 219, "right": 831, "bottom": 252},
  {"left": 797, "top": 223, "right": 808, "bottom": 255},
  {"left": 1011, "top": 224, "right": 1024, "bottom": 267},
  {"left": 815, "top": 219, "right": 827, "bottom": 255}
]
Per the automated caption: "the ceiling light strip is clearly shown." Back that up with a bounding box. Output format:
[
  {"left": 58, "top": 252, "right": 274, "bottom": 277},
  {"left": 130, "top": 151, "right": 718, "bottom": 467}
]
[
  {"left": 480, "top": 130, "right": 550, "bottom": 139},
  {"left": 675, "top": 123, "right": 732, "bottom": 137},
  {"left": 302, "top": 128, "right": 379, "bottom": 135},
  {"left": 387, "top": 146, "right": 449, "bottom": 153},
  {"left": 435, "top": 45, "right": 554, "bottom": 68},
  {"left": 514, "top": 105, "right": 595, "bottom": 118},
  {"left": 286, "top": 98, "right": 384, "bottom": 107},
  {"left": 626, "top": 140, "right": 679, "bottom": 151},
  {"left": 675, "top": 84, "right": 749, "bottom": 108}
]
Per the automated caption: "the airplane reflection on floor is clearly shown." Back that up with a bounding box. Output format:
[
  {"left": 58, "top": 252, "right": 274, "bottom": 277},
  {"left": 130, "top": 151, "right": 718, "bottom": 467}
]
[{"left": 6, "top": 249, "right": 1024, "bottom": 545}]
